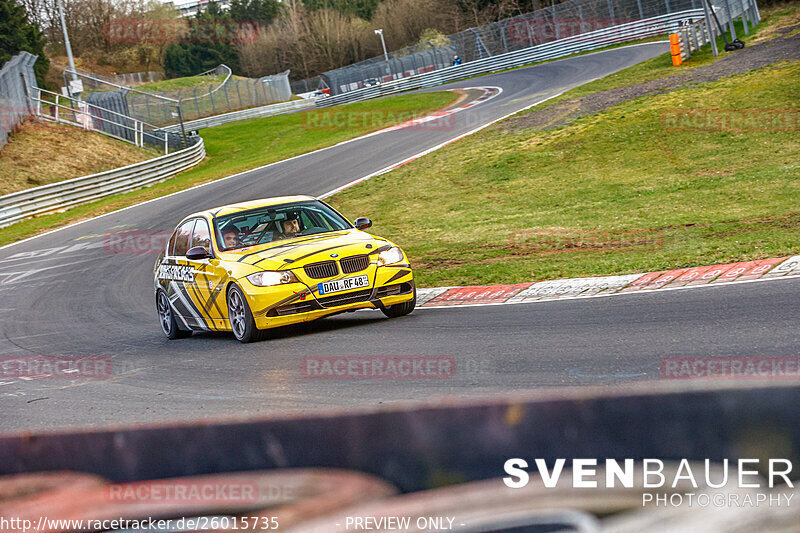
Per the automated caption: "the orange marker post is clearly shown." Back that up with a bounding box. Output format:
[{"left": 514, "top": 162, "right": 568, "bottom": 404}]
[{"left": 670, "top": 33, "right": 682, "bottom": 66}]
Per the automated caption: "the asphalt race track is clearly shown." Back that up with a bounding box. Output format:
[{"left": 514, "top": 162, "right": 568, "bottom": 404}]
[{"left": 6, "top": 41, "right": 798, "bottom": 434}]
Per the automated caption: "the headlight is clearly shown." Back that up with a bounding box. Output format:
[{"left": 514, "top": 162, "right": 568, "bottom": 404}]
[
  {"left": 246, "top": 270, "right": 298, "bottom": 287},
  {"left": 377, "top": 247, "right": 405, "bottom": 266}
]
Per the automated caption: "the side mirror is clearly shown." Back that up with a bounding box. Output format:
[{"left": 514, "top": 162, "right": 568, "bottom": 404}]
[
  {"left": 354, "top": 217, "right": 372, "bottom": 230},
  {"left": 186, "top": 246, "right": 212, "bottom": 260}
]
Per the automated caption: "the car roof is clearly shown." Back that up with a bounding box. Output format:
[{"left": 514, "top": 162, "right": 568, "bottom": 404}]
[{"left": 185, "top": 195, "right": 319, "bottom": 222}]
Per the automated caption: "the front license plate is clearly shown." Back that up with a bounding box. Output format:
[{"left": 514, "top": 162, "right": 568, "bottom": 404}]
[{"left": 318, "top": 275, "right": 370, "bottom": 295}]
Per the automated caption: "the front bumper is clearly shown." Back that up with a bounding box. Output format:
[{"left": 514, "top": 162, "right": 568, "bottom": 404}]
[{"left": 240, "top": 266, "right": 415, "bottom": 330}]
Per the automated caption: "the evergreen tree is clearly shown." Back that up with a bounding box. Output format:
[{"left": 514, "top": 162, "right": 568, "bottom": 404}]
[
  {"left": 229, "top": 0, "right": 284, "bottom": 26},
  {"left": 163, "top": 1, "right": 241, "bottom": 78},
  {"left": 302, "top": 0, "right": 380, "bottom": 20},
  {"left": 0, "top": 0, "right": 50, "bottom": 88}
]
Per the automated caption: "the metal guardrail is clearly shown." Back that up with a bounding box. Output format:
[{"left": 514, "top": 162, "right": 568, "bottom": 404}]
[
  {"left": 32, "top": 87, "right": 178, "bottom": 154},
  {"left": 317, "top": 10, "right": 704, "bottom": 108},
  {"left": 0, "top": 137, "right": 205, "bottom": 228},
  {"left": 0, "top": 52, "right": 38, "bottom": 152},
  {"left": 678, "top": 18, "right": 713, "bottom": 60},
  {"left": 160, "top": 98, "right": 317, "bottom": 132}
]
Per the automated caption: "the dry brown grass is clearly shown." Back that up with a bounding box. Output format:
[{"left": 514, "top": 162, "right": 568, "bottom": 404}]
[
  {"left": 750, "top": 3, "right": 800, "bottom": 44},
  {"left": 0, "top": 119, "right": 154, "bottom": 196}
]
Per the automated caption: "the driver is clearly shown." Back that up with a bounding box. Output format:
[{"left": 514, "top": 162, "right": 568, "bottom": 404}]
[{"left": 281, "top": 216, "right": 301, "bottom": 238}]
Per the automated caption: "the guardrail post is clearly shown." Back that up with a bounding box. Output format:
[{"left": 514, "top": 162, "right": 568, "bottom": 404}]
[
  {"left": 19, "top": 73, "right": 32, "bottom": 115},
  {"left": 701, "top": 0, "right": 719, "bottom": 56},
  {"left": 723, "top": 0, "right": 737, "bottom": 39},
  {"left": 739, "top": 0, "right": 749, "bottom": 34},
  {"left": 223, "top": 82, "right": 231, "bottom": 111},
  {"left": 208, "top": 85, "right": 215, "bottom": 114},
  {"left": 177, "top": 102, "right": 187, "bottom": 149},
  {"left": 525, "top": 17, "right": 534, "bottom": 47},
  {"left": 500, "top": 24, "right": 509, "bottom": 53}
]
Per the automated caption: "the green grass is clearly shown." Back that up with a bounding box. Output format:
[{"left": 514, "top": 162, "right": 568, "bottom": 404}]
[
  {"left": 136, "top": 74, "right": 229, "bottom": 93},
  {"left": 0, "top": 91, "right": 458, "bottom": 247},
  {"left": 531, "top": 4, "right": 799, "bottom": 111},
  {"left": 327, "top": 61, "right": 800, "bottom": 287}
]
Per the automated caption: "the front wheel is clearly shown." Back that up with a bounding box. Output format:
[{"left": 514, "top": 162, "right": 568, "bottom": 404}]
[
  {"left": 156, "top": 289, "right": 191, "bottom": 340},
  {"left": 381, "top": 285, "right": 416, "bottom": 318},
  {"left": 227, "top": 284, "right": 267, "bottom": 343}
]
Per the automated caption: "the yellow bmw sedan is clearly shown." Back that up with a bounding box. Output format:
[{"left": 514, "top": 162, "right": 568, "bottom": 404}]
[{"left": 154, "top": 196, "right": 415, "bottom": 342}]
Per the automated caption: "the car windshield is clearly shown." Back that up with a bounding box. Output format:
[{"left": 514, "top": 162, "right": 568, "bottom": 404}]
[{"left": 214, "top": 200, "right": 352, "bottom": 251}]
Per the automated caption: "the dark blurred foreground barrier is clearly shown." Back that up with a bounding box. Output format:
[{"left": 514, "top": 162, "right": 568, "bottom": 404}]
[{"left": 1, "top": 382, "right": 798, "bottom": 492}]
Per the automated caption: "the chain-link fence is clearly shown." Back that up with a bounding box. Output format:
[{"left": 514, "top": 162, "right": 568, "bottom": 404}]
[
  {"left": 0, "top": 52, "right": 38, "bottom": 152},
  {"left": 290, "top": 76, "right": 328, "bottom": 96},
  {"left": 76, "top": 66, "right": 292, "bottom": 128},
  {"left": 124, "top": 67, "right": 291, "bottom": 127},
  {"left": 65, "top": 66, "right": 163, "bottom": 89},
  {"left": 310, "top": 0, "right": 712, "bottom": 95}
]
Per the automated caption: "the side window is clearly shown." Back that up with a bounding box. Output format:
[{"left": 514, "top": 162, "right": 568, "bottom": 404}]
[
  {"left": 172, "top": 220, "right": 195, "bottom": 256},
  {"left": 300, "top": 211, "right": 316, "bottom": 230},
  {"left": 191, "top": 219, "right": 211, "bottom": 250},
  {"left": 167, "top": 230, "right": 178, "bottom": 255}
]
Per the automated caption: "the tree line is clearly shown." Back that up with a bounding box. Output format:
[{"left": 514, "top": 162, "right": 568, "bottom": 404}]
[{"left": 2, "top": 0, "right": 567, "bottom": 87}]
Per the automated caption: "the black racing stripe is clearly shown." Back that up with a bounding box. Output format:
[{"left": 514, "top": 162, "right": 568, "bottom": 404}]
[
  {"left": 261, "top": 233, "right": 365, "bottom": 260},
  {"left": 368, "top": 245, "right": 392, "bottom": 255},
  {"left": 186, "top": 276, "right": 214, "bottom": 322},
  {"left": 255, "top": 289, "right": 311, "bottom": 316},
  {"left": 385, "top": 269, "right": 411, "bottom": 283},
  {"left": 238, "top": 234, "right": 372, "bottom": 265},
  {"left": 288, "top": 244, "right": 355, "bottom": 264},
  {"left": 202, "top": 274, "right": 227, "bottom": 318},
  {"left": 177, "top": 281, "right": 209, "bottom": 329},
  {"left": 185, "top": 263, "right": 225, "bottom": 318},
  {"left": 234, "top": 236, "right": 327, "bottom": 263}
]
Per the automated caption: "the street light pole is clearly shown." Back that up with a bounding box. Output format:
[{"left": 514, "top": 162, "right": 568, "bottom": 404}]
[
  {"left": 374, "top": 29, "right": 389, "bottom": 61},
  {"left": 56, "top": 0, "right": 78, "bottom": 83}
]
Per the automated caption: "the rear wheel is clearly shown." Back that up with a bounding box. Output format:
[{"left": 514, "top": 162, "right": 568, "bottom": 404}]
[
  {"left": 381, "top": 284, "right": 416, "bottom": 318},
  {"left": 156, "top": 289, "right": 191, "bottom": 340},
  {"left": 227, "top": 284, "right": 267, "bottom": 343}
]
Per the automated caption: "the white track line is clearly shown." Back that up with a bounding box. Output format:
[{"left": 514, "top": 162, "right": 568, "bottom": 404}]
[
  {"left": 320, "top": 43, "right": 671, "bottom": 197},
  {"left": 0, "top": 87, "right": 501, "bottom": 253},
  {"left": 1, "top": 41, "right": 668, "bottom": 252}
]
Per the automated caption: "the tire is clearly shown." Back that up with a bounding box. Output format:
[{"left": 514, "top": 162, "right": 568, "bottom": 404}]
[
  {"left": 156, "top": 289, "right": 191, "bottom": 340},
  {"left": 227, "top": 284, "right": 267, "bottom": 343},
  {"left": 381, "top": 284, "right": 416, "bottom": 318}
]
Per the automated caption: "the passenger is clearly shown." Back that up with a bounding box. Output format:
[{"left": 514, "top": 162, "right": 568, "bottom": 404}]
[{"left": 221, "top": 226, "right": 240, "bottom": 249}]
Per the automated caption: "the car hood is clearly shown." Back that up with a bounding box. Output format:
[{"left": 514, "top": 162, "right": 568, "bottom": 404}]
[{"left": 221, "top": 230, "right": 392, "bottom": 272}]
